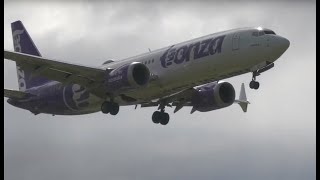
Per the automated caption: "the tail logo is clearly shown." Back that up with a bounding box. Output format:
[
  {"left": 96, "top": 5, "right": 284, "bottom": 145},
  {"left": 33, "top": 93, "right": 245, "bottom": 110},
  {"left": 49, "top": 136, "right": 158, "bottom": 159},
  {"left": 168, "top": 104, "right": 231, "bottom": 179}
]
[
  {"left": 72, "top": 85, "right": 90, "bottom": 108},
  {"left": 13, "top": 29, "right": 26, "bottom": 91},
  {"left": 63, "top": 84, "right": 90, "bottom": 111},
  {"left": 16, "top": 66, "right": 26, "bottom": 91},
  {"left": 13, "top": 30, "right": 24, "bottom": 52}
]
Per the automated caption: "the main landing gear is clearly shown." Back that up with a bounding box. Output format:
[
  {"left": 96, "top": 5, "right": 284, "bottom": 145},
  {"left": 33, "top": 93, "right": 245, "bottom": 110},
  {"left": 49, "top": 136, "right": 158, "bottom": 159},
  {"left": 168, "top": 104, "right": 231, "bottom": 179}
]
[
  {"left": 152, "top": 110, "right": 170, "bottom": 126},
  {"left": 249, "top": 71, "right": 260, "bottom": 90},
  {"left": 152, "top": 103, "right": 170, "bottom": 126},
  {"left": 101, "top": 101, "right": 120, "bottom": 115}
]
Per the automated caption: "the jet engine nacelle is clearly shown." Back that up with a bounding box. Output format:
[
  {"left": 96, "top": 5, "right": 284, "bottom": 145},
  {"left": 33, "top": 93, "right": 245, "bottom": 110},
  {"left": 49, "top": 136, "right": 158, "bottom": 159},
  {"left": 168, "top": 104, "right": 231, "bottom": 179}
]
[
  {"left": 192, "top": 81, "right": 236, "bottom": 112},
  {"left": 104, "top": 62, "right": 150, "bottom": 93}
]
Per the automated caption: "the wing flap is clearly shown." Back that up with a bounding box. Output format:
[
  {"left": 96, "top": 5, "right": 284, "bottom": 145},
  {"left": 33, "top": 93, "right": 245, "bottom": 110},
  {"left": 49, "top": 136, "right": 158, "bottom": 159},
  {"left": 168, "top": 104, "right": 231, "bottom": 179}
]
[
  {"left": 140, "top": 88, "right": 196, "bottom": 113},
  {"left": 39, "top": 68, "right": 96, "bottom": 86}
]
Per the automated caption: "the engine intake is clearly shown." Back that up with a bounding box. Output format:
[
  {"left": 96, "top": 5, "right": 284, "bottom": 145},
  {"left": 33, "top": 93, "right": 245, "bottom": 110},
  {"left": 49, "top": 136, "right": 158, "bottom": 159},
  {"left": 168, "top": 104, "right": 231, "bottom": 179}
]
[
  {"left": 132, "top": 63, "right": 150, "bottom": 86},
  {"left": 215, "top": 82, "right": 236, "bottom": 105},
  {"left": 105, "top": 62, "right": 150, "bottom": 92}
]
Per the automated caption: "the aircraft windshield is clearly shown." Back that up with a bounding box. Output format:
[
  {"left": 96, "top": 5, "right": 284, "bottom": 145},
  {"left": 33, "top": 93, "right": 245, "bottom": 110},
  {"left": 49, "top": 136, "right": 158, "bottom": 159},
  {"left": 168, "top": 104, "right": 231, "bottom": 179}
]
[
  {"left": 252, "top": 31, "right": 265, "bottom": 37},
  {"left": 264, "top": 30, "right": 276, "bottom": 35},
  {"left": 254, "top": 28, "right": 276, "bottom": 36}
]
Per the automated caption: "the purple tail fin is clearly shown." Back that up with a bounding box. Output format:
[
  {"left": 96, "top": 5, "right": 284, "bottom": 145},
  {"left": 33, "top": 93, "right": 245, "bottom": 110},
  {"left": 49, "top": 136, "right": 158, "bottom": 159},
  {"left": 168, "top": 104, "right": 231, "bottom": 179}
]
[{"left": 12, "top": 21, "right": 51, "bottom": 91}]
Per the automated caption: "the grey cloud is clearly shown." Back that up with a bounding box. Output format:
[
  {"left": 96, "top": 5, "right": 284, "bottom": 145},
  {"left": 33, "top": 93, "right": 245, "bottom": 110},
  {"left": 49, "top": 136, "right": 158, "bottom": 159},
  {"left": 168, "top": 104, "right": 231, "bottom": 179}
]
[{"left": 4, "top": 1, "right": 316, "bottom": 180}]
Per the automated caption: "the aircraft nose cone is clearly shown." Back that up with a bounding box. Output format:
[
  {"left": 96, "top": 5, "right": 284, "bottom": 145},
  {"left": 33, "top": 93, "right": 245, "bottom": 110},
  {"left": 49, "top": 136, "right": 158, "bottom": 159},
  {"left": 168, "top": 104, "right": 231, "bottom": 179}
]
[
  {"left": 275, "top": 36, "right": 290, "bottom": 53},
  {"left": 280, "top": 36, "right": 290, "bottom": 51}
]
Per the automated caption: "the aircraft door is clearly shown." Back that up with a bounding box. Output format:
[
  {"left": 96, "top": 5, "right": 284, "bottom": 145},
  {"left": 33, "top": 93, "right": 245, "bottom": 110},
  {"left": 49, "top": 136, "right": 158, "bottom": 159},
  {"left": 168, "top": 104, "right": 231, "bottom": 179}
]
[{"left": 232, "top": 33, "right": 240, "bottom": 50}]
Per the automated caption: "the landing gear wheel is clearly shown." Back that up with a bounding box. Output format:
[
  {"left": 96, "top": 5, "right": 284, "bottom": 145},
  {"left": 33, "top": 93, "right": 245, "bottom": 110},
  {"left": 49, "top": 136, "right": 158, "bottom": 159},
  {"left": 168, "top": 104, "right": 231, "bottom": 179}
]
[
  {"left": 254, "top": 81, "right": 260, "bottom": 89},
  {"left": 160, "top": 113, "right": 170, "bottom": 126},
  {"left": 110, "top": 103, "right": 120, "bottom": 116},
  {"left": 101, "top": 101, "right": 120, "bottom": 115},
  {"left": 101, "top": 102, "right": 111, "bottom": 114},
  {"left": 152, "top": 111, "right": 170, "bottom": 125},
  {"left": 152, "top": 111, "right": 161, "bottom": 124},
  {"left": 250, "top": 81, "right": 260, "bottom": 90}
]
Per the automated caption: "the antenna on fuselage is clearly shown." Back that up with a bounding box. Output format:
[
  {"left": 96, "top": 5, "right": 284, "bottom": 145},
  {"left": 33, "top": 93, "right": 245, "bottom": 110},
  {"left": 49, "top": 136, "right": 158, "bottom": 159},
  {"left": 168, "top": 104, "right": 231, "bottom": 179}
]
[{"left": 148, "top": 48, "right": 151, "bottom": 52}]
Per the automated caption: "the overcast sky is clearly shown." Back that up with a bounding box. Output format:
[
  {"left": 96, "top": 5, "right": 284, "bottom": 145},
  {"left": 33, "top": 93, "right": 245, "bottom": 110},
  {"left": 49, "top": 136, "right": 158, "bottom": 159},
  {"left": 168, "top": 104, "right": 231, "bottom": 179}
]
[{"left": 4, "top": 1, "right": 316, "bottom": 180}]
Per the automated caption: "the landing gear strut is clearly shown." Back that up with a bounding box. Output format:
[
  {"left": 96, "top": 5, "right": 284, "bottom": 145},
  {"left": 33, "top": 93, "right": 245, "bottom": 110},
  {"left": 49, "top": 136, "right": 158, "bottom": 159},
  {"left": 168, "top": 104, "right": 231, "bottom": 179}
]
[
  {"left": 101, "top": 101, "right": 119, "bottom": 115},
  {"left": 249, "top": 62, "right": 275, "bottom": 90},
  {"left": 152, "top": 103, "right": 170, "bottom": 125},
  {"left": 250, "top": 71, "right": 260, "bottom": 90}
]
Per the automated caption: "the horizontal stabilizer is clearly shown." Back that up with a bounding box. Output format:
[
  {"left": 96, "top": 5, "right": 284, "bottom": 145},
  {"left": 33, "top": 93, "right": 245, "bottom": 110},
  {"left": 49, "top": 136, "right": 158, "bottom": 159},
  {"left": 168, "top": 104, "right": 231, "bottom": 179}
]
[{"left": 4, "top": 89, "right": 35, "bottom": 99}]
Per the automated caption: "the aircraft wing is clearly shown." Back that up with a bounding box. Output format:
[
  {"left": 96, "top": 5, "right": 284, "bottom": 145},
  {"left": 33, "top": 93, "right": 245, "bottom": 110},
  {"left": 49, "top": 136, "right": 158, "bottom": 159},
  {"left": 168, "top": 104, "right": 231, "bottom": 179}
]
[
  {"left": 140, "top": 83, "right": 249, "bottom": 113},
  {"left": 140, "top": 87, "right": 196, "bottom": 113},
  {"left": 4, "top": 50, "right": 109, "bottom": 97},
  {"left": 4, "top": 89, "right": 35, "bottom": 99}
]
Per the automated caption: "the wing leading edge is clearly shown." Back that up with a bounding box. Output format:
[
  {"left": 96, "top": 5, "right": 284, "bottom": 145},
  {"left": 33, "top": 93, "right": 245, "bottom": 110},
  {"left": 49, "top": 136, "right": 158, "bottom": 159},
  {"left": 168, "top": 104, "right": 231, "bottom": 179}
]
[
  {"left": 141, "top": 83, "right": 250, "bottom": 113},
  {"left": 4, "top": 50, "right": 110, "bottom": 97}
]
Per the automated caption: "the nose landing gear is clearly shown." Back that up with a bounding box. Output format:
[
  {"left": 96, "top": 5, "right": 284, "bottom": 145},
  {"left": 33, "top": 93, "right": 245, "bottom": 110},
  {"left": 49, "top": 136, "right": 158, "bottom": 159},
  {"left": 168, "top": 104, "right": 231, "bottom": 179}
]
[
  {"left": 249, "top": 62, "right": 275, "bottom": 90},
  {"left": 250, "top": 71, "right": 260, "bottom": 90}
]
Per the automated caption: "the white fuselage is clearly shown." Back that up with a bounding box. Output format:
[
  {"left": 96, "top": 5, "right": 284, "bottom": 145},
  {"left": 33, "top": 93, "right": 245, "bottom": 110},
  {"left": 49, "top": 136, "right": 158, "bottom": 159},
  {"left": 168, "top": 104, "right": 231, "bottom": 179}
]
[{"left": 71, "top": 27, "right": 289, "bottom": 114}]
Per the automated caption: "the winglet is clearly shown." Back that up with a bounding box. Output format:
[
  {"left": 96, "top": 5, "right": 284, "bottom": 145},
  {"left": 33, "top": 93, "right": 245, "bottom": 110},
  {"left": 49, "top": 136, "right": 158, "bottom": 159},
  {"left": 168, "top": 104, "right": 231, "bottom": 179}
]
[{"left": 234, "top": 83, "right": 250, "bottom": 112}]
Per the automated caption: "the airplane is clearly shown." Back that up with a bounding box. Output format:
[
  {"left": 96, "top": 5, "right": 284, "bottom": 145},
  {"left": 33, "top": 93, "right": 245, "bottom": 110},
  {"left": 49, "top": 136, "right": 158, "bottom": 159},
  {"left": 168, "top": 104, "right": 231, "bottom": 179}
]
[{"left": 4, "top": 21, "right": 290, "bottom": 125}]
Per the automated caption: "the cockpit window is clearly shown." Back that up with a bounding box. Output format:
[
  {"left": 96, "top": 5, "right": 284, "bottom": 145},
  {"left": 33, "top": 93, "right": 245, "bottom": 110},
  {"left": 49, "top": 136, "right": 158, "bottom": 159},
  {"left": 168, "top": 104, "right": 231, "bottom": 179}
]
[
  {"left": 252, "top": 31, "right": 265, "bottom": 37},
  {"left": 264, "top": 30, "right": 276, "bottom": 35},
  {"left": 252, "top": 31, "right": 258, "bottom": 36}
]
